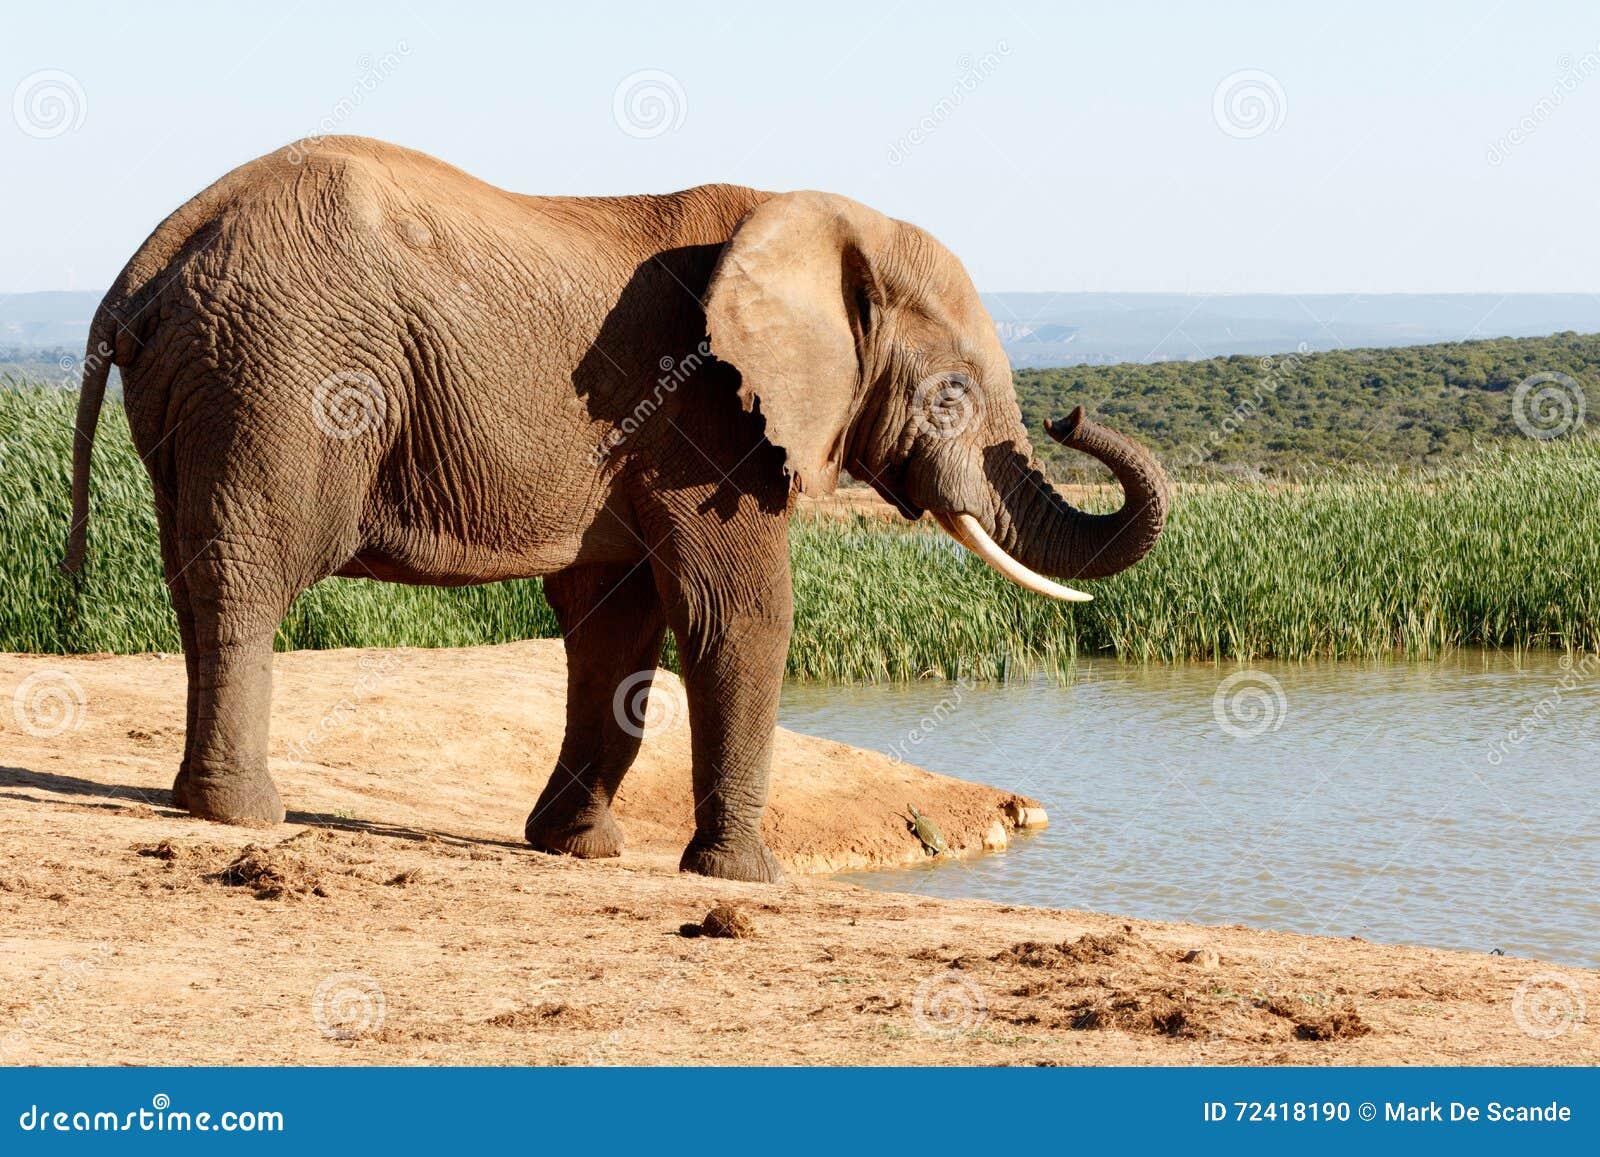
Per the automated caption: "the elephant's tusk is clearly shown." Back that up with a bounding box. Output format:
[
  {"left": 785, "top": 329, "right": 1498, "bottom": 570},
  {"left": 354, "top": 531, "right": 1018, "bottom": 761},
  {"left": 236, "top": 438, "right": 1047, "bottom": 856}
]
[{"left": 933, "top": 511, "right": 1094, "bottom": 603}]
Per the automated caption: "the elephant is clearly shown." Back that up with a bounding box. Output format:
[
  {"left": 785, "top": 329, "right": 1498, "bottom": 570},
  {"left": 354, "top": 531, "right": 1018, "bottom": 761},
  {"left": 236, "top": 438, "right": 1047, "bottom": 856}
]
[{"left": 62, "top": 136, "right": 1169, "bottom": 882}]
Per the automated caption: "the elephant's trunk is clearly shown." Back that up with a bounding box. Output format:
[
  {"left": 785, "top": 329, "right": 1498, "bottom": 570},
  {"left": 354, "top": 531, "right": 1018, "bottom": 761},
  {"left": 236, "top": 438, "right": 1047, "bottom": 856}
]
[
  {"left": 941, "top": 407, "right": 1169, "bottom": 601},
  {"left": 1023, "top": 405, "right": 1170, "bottom": 580}
]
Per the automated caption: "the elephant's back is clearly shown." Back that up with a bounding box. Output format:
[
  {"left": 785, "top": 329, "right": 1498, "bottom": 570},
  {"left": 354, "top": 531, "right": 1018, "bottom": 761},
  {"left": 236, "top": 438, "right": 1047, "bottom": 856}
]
[
  {"left": 102, "top": 138, "right": 771, "bottom": 492},
  {"left": 105, "top": 139, "right": 492, "bottom": 324},
  {"left": 103, "top": 137, "right": 769, "bottom": 359}
]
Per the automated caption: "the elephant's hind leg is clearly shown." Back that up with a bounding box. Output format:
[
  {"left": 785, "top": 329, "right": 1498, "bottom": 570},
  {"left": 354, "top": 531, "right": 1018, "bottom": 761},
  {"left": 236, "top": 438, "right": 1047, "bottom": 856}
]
[
  {"left": 154, "top": 491, "right": 201, "bottom": 812},
  {"left": 526, "top": 562, "right": 666, "bottom": 859},
  {"left": 174, "top": 537, "right": 299, "bottom": 825}
]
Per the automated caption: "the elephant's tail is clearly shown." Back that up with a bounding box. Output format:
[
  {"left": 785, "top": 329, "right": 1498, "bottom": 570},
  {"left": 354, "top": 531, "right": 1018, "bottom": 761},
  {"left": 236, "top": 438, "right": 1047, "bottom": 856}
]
[{"left": 59, "top": 305, "right": 118, "bottom": 574}]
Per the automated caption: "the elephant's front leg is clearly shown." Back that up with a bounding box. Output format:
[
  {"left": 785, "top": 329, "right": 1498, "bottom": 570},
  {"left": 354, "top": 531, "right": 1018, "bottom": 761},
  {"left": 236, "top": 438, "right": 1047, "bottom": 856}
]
[
  {"left": 526, "top": 563, "right": 666, "bottom": 859},
  {"left": 654, "top": 536, "right": 792, "bottom": 884}
]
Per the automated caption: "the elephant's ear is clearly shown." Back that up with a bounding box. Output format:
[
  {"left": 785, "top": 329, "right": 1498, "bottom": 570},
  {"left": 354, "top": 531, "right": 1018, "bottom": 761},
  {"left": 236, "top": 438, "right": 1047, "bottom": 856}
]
[{"left": 703, "top": 191, "right": 885, "bottom": 495}]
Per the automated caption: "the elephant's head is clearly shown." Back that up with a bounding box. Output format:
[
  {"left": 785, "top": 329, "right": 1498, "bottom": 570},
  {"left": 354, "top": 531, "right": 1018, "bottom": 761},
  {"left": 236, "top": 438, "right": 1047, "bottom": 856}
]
[{"left": 703, "top": 191, "right": 1170, "bottom": 599}]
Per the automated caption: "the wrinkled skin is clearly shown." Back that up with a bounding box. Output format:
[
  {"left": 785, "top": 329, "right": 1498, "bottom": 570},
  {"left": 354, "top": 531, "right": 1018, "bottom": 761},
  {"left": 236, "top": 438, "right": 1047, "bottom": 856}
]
[{"left": 64, "top": 137, "right": 1168, "bottom": 883}]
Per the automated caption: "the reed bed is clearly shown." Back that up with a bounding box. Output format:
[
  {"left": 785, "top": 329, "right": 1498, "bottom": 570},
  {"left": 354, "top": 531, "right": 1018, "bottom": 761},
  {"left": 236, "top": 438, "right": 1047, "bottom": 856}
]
[{"left": 4, "top": 385, "right": 1596, "bottom": 679}]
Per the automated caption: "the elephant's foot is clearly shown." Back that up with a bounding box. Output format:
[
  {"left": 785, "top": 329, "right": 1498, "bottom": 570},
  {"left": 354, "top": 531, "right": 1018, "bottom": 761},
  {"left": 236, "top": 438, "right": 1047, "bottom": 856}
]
[
  {"left": 169, "top": 765, "right": 191, "bottom": 811},
  {"left": 679, "top": 833, "right": 785, "bottom": 884},
  {"left": 525, "top": 804, "right": 624, "bottom": 859},
  {"left": 178, "top": 764, "right": 285, "bottom": 827}
]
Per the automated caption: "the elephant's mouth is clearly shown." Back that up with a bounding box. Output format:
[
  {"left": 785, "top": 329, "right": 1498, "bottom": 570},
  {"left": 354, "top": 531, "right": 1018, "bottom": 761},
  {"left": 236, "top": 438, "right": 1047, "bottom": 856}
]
[
  {"left": 932, "top": 511, "right": 1093, "bottom": 603},
  {"left": 862, "top": 466, "right": 923, "bottom": 521}
]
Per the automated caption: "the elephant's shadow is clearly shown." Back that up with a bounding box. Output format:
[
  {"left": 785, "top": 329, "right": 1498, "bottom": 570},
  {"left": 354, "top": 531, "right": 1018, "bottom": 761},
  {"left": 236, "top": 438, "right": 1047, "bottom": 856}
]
[
  {"left": 571, "top": 244, "right": 789, "bottom": 519},
  {"left": 0, "top": 764, "right": 531, "bottom": 852}
]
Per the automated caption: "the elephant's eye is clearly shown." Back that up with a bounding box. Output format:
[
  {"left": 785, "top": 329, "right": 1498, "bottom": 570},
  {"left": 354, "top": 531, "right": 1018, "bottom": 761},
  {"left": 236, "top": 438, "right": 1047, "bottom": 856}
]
[{"left": 910, "top": 370, "right": 983, "bottom": 440}]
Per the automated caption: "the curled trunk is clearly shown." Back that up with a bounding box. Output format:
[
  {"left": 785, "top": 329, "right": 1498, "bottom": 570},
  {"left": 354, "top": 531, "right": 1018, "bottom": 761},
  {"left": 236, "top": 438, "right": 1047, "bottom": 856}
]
[{"left": 996, "top": 406, "right": 1171, "bottom": 581}]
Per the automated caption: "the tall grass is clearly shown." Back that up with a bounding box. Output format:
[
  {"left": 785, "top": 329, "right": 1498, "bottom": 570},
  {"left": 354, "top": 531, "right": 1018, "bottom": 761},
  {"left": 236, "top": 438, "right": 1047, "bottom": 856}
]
[
  {"left": 0, "top": 386, "right": 558, "bottom": 655},
  {"left": 4, "top": 385, "right": 1597, "bottom": 678},
  {"left": 790, "top": 453, "right": 1600, "bottom": 677}
]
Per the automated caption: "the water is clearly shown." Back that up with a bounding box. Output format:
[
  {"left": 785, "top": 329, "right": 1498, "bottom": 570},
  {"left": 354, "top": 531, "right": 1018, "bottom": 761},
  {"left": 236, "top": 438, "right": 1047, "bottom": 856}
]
[{"left": 778, "top": 653, "right": 1600, "bottom": 968}]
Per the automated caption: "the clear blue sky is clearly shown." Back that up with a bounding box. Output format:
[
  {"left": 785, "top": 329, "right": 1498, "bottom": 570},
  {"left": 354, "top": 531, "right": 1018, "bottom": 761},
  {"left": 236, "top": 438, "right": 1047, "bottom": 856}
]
[{"left": 3, "top": 1, "right": 1597, "bottom": 294}]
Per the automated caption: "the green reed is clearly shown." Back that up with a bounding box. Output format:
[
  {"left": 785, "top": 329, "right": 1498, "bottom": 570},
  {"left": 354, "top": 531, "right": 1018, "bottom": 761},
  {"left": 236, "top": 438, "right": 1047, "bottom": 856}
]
[{"left": 4, "top": 385, "right": 1597, "bottom": 679}]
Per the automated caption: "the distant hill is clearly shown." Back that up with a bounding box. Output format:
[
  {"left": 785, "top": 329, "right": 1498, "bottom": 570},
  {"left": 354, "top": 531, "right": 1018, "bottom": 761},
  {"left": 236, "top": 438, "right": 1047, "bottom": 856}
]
[
  {"left": 1017, "top": 331, "right": 1600, "bottom": 479},
  {"left": 5, "top": 292, "right": 1595, "bottom": 479},
  {"left": 0, "top": 291, "right": 101, "bottom": 349},
  {"left": 0, "top": 347, "right": 75, "bottom": 387},
  {"left": 7, "top": 289, "right": 1600, "bottom": 371},
  {"left": 982, "top": 292, "right": 1600, "bottom": 367}
]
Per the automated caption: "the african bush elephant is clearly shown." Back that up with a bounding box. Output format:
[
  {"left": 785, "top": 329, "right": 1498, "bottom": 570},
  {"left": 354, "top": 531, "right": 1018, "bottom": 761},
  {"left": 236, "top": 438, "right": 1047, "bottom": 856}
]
[{"left": 63, "top": 137, "right": 1169, "bottom": 882}]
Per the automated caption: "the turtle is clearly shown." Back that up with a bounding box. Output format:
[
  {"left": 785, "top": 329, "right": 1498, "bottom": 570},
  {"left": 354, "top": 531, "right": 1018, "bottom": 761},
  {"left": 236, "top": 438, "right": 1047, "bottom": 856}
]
[{"left": 905, "top": 804, "right": 948, "bottom": 856}]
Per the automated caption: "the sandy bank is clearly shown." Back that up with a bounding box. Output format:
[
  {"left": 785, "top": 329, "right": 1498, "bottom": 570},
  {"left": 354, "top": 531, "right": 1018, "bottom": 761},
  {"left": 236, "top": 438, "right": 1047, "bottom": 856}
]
[
  {"left": 0, "top": 642, "right": 1040, "bottom": 875},
  {"left": 0, "top": 645, "right": 1595, "bottom": 1065}
]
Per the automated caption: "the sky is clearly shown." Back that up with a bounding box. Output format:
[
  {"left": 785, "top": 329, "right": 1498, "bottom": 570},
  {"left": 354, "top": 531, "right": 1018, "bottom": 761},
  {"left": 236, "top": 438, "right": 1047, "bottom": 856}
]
[{"left": 2, "top": 1, "right": 1598, "bottom": 295}]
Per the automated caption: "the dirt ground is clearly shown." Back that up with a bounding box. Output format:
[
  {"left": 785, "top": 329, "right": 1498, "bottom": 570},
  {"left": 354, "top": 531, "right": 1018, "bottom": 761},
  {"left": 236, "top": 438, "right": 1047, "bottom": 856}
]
[
  {"left": 2, "top": 644, "right": 1595, "bottom": 1066},
  {"left": 797, "top": 483, "right": 1113, "bottom": 522}
]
